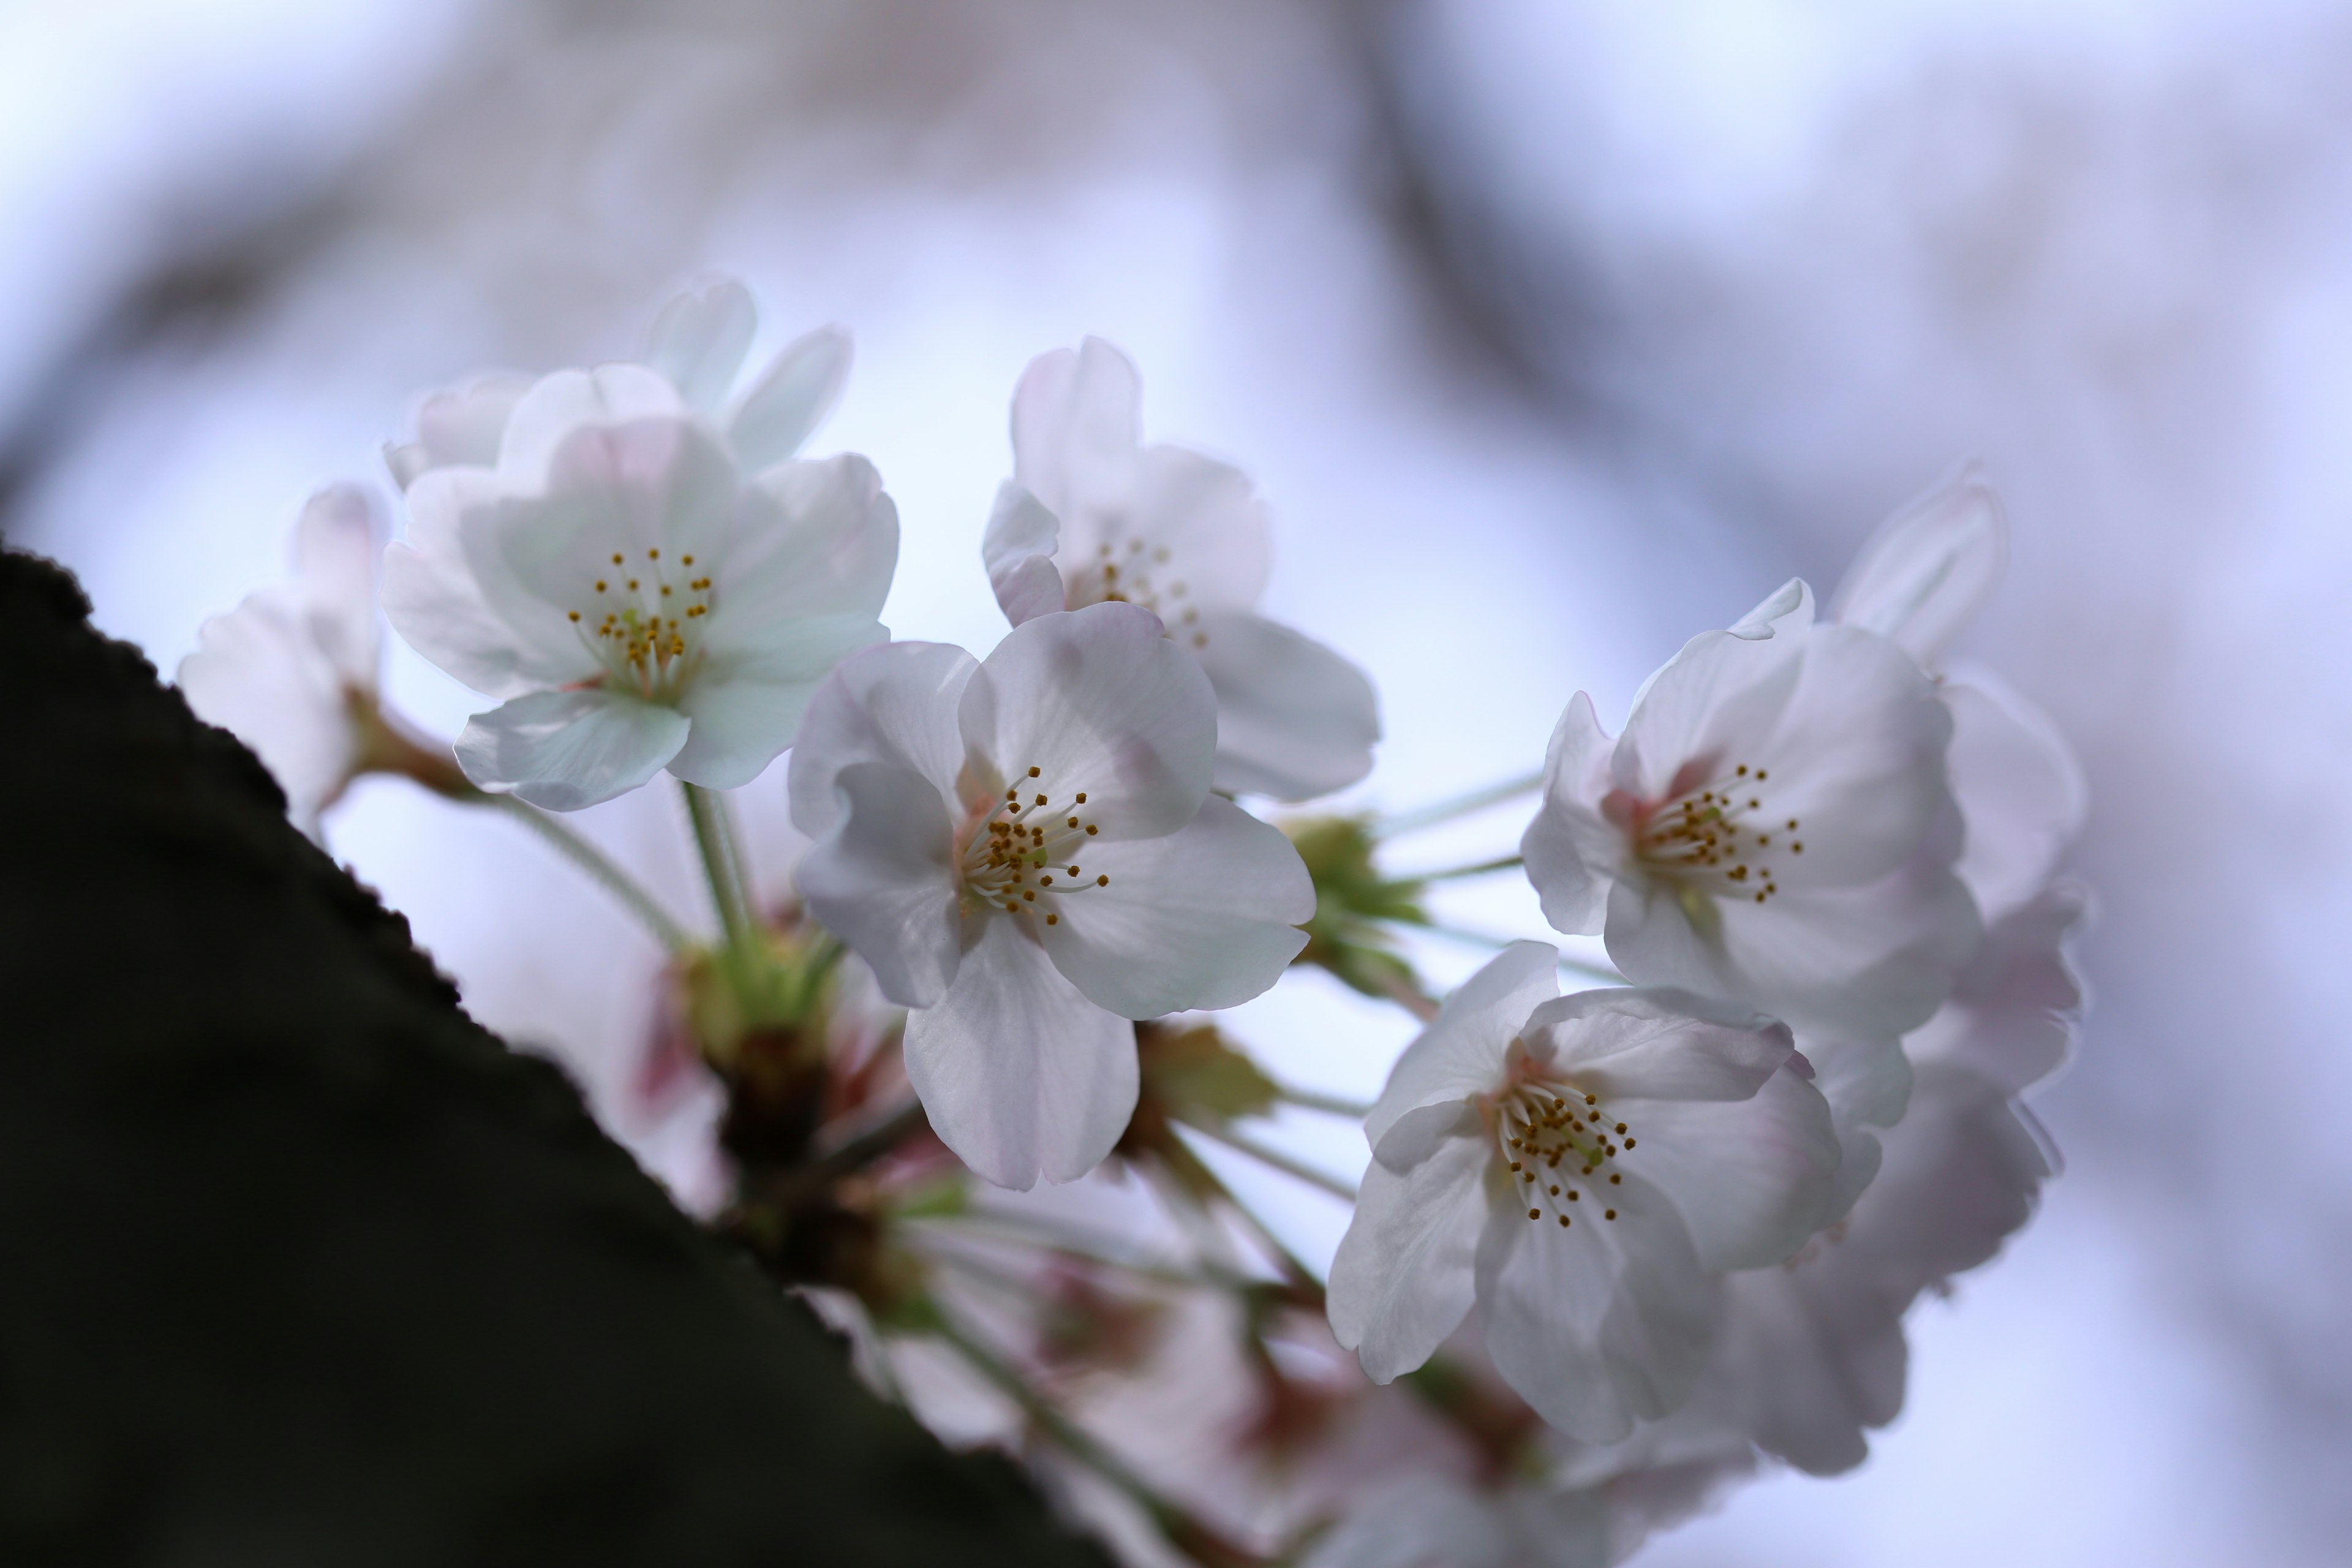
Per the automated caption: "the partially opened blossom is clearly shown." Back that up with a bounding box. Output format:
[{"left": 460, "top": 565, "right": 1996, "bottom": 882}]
[
  {"left": 1521, "top": 579, "right": 1980, "bottom": 1038},
  {"left": 386, "top": 276, "right": 851, "bottom": 488},
  {"left": 981, "top": 337, "right": 1379, "bottom": 801},
  {"left": 178, "top": 485, "right": 388, "bottom": 836},
  {"left": 1326, "top": 943, "right": 1839, "bottom": 1442},
  {"left": 788, "top": 601, "right": 1314, "bottom": 1189},
  {"left": 382, "top": 371, "right": 896, "bottom": 810},
  {"left": 1826, "top": 461, "right": 2007, "bottom": 669}
]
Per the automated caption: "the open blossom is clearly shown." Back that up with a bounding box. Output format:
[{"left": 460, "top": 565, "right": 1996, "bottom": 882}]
[
  {"left": 1326, "top": 942, "right": 1839, "bottom": 1442},
  {"left": 981, "top": 337, "right": 1379, "bottom": 802},
  {"left": 1521, "top": 579, "right": 1980, "bottom": 1038},
  {"left": 788, "top": 601, "right": 1314, "bottom": 1189},
  {"left": 382, "top": 369, "right": 896, "bottom": 810},
  {"left": 385, "top": 276, "right": 851, "bottom": 488},
  {"left": 177, "top": 486, "right": 384, "bottom": 836}
]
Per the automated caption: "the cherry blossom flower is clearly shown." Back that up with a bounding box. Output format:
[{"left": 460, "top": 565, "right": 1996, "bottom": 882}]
[
  {"left": 1325, "top": 942, "right": 1840, "bottom": 1442},
  {"left": 178, "top": 485, "right": 386, "bottom": 836},
  {"left": 787, "top": 601, "right": 1314, "bottom": 1189},
  {"left": 382, "top": 371, "right": 896, "bottom": 810},
  {"left": 1521, "top": 579, "right": 1980, "bottom": 1038},
  {"left": 385, "top": 276, "right": 850, "bottom": 488},
  {"left": 981, "top": 337, "right": 1379, "bottom": 802},
  {"left": 1825, "top": 461, "right": 2007, "bottom": 669}
]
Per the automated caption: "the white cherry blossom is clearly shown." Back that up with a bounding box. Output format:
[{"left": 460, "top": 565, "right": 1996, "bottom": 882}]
[
  {"left": 1521, "top": 579, "right": 1981, "bottom": 1038},
  {"left": 981, "top": 336, "right": 1379, "bottom": 801},
  {"left": 1326, "top": 942, "right": 1839, "bottom": 1442},
  {"left": 385, "top": 276, "right": 850, "bottom": 488},
  {"left": 1826, "top": 461, "right": 2007, "bottom": 669},
  {"left": 382, "top": 371, "right": 895, "bottom": 810},
  {"left": 787, "top": 601, "right": 1314, "bottom": 1189},
  {"left": 178, "top": 486, "right": 385, "bottom": 836}
]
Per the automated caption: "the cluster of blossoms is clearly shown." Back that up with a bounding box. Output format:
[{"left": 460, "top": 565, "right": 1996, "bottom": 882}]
[{"left": 180, "top": 277, "right": 2086, "bottom": 1567}]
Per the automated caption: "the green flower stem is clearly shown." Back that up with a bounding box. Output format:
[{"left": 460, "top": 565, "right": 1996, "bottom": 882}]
[
  {"left": 1273, "top": 1084, "right": 1376, "bottom": 1121},
  {"left": 682, "top": 781, "right": 758, "bottom": 980},
  {"left": 1372, "top": 768, "right": 1544, "bottom": 840},
  {"left": 1413, "top": 853, "right": 1525, "bottom": 882},
  {"left": 1417, "top": 920, "right": 1626, "bottom": 985},
  {"left": 486, "top": 794, "right": 693, "bottom": 953},
  {"left": 1185, "top": 1121, "right": 1359, "bottom": 1202}
]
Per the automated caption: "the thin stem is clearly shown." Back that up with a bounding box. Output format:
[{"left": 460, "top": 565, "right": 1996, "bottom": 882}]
[
  {"left": 1373, "top": 769, "right": 1544, "bottom": 840},
  {"left": 748, "top": 1097, "right": 931, "bottom": 1212},
  {"left": 486, "top": 794, "right": 692, "bottom": 952},
  {"left": 710, "top": 785, "right": 764, "bottom": 919},
  {"left": 1373, "top": 968, "right": 1441, "bottom": 1022},
  {"left": 1187, "top": 1121, "right": 1358, "bottom": 1202},
  {"left": 682, "top": 781, "right": 758, "bottom": 965},
  {"left": 1411, "top": 853, "right": 1524, "bottom": 883},
  {"left": 1274, "top": 1084, "right": 1376, "bottom": 1121},
  {"left": 1416, "top": 921, "right": 1625, "bottom": 985}
]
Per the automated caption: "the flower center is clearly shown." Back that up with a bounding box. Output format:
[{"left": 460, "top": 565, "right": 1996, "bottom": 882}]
[
  {"left": 567, "top": 547, "right": 715, "bottom": 701},
  {"left": 1067, "top": 535, "right": 1208, "bottom": 650},
  {"left": 1492, "top": 1076, "right": 1638, "bottom": 1230},
  {"left": 1619, "top": 760, "right": 1802, "bottom": 907},
  {"left": 957, "top": 766, "right": 1112, "bottom": 928}
]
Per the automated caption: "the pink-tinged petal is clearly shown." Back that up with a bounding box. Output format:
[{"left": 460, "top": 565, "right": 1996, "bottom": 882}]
[
  {"left": 1605, "top": 849, "right": 1981, "bottom": 1037},
  {"left": 385, "top": 371, "right": 532, "bottom": 489},
  {"left": 902, "top": 914, "right": 1139, "bottom": 1189},
  {"left": 1828, "top": 461, "right": 2007, "bottom": 668},
  {"left": 794, "top": 761, "right": 961, "bottom": 1008},
  {"left": 959, "top": 601, "right": 1215, "bottom": 839},
  {"left": 981, "top": 482, "right": 1069, "bottom": 627},
  {"left": 1615, "top": 612, "right": 1807, "bottom": 804},
  {"left": 639, "top": 277, "right": 756, "bottom": 415},
  {"left": 1943, "top": 670, "right": 2088, "bottom": 922},
  {"left": 788, "top": 641, "right": 978, "bottom": 840},
  {"left": 1607, "top": 1065, "right": 1841, "bottom": 1270},
  {"left": 1476, "top": 1172, "right": 1719, "bottom": 1442},
  {"left": 728, "top": 323, "right": 852, "bottom": 472},
  {"left": 1365, "top": 942, "right": 1559, "bottom": 1150},
  {"left": 1191, "top": 612, "right": 1379, "bottom": 802},
  {"left": 290, "top": 484, "right": 383, "bottom": 688},
  {"left": 1524, "top": 987, "right": 1796, "bottom": 1102},
  {"left": 1036, "top": 794, "right": 1310, "bottom": 1018},
  {"left": 496, "top": 364, "right": 687, "bottom": 488},
  {"left": 1523, "top": 691, "right": 1621, "bottom": 936},
  {"left": 454, "top": 687, "right": 689, "bottom": 812},
  {"left": 1051, "top": 444, "right": 1269, "bottom": 615},
  {"left": 1011, "top": 336, "right": 1142, "bottom": 522},
  {"left": 177, "top": 588, "right": 355, "bottom": 834},
  {"left": 1905, "top": 880, "right": 2089, "bottom": 1095},
  {"left": 1327, "top": 1108, "right": 1489, "bottom": 1382}
]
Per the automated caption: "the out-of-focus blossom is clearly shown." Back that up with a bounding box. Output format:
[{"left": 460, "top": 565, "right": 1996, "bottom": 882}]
[
  {"left": 1301, "top": 1472, "right": 1610, "bottom": 1568},
  {"left": 788, "top": 603, "right": 1313, "bottom": 1189},
  {"left": 385, "top": 277, "right": 850, "bottom": 488},
  {"left": 382, "top": 372, "right": 896, "bottom": 810},
  {"left": 178, "top": 485, "right": 390, "bottom": 835},
  {"left": 1825, "top": 462, "right": 2007, "bottom": 669},
  {"left": 981, "top": 337, "right": 1379, "bottom": 802},
  {"left": 1521, "top": 579, "right": 1980, "bottom": 1038},
  {"left": 1327, "top": 942, "right": 1839, "bottom": 1441}
]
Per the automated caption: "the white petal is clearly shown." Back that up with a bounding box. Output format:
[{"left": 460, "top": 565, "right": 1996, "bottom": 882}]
[
  {"left": 1365, "top": 941, "right": 1558, "bottom": 1150},
  {"left": 1943, "top": 670, "right": 2087, "bottom": 922},
  {"left": 902, "top": 914, "right": 1139, "bottom": 1189},
  {"left": 1476, "top": 1173, "right": 1718, "bottom": 1442},
  {"left": 1801, "top": 1031, "right": 1913, "bottom": 1130},
  {"left": 1191, "top": 611, "right": 1379, "bottom": 802},
  {"left": 1606, "top": 1065, "right": 1841, "bottom": 1270},
  {"left": 1828, "top": 462, "right": 2007, "bottom": 668},
  {"left": 291, "top": 484, "right": 383, "bottom": 688},
  {"left": 177, "top": 588, "right": 355, "bottom": 827},
  {"left": 1605, "top": 849, "right": 1982, "bottom": 1037},
  {"left": 1904, "top": 880, "right": 2089, "bottom": 1094},
  {"left": 1326, "top": 1107, "right": 1489, "bottom": 1382},
  {"left": 787, "top": 641, "right": 978, "bottom": 839},
  {"left": 1726, "top": 576, "right": 1814, "bottom": 640},
  {"left": 454, "top": 687, "right": 689, "bottom": 811},
  {"left": 710, "top": 454, "right": 897, "bottom": 647},
  {"left": 665, "top": 616, "right": 888, "bottom": 790},
  {"left": 640, "top": 277, "right": 757, "bottom": 415},
  {"left": 1522, "top": 692, "right": 1621, "bottom": 936},
  {"left": 1051, "top": 444, "right": 1270, "bottom": 615},
  {"left": 793, "top": 761, "right": 962, "bottom": 1007},
  {"left": 1036, "top": 794, "right": 1310, "bottom": 1018},
  {"left": 1616, "top": 617, "right": 1807, "bottom": 804},
  {"left": 1011, "top": 336, "right": 1142, "bottom": 522},
  {"left": 728, "top": 323, "right": 853, "bottom": 472},
  {"left": 386, "top": 371, "right": 532, "bottom": 489},
  {"left": 1525, "top": 987, "right": 1797, "bottom": 1102},
  {"left": 980, "top": 481, "right": 1069, "bottom": 627},
  {"left": 383, "top": 467, "right": 592, "bottom": 699},
  {"left": 495, "top": 364, "right": 687, "bottom": 488},
  {"left": 958, "top": 601, "right": 1215, "bottom": 839}
]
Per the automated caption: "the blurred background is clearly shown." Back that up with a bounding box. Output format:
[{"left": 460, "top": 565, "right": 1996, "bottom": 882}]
[{"left": 7, "top": 1, "right": 2349, "bottom": 1562}]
